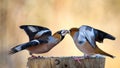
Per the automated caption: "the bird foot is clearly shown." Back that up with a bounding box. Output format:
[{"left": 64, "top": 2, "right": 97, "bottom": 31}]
[
  {"left": 37, "top": 56, "right": 44, "bottom": 58},
  {"left": 72, "top": 56, "right": 84, "bottom": 64},
  {"left": 84, "top": 55, "right": 91, "bottom": 59},
  {"left": 28, "top": 55, "right": 38, "bottom": 59}
]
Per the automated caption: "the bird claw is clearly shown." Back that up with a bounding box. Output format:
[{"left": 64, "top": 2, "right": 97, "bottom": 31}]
[
  {"left": 72, "top": 56, "right": 84, "bottom": 64},
  {"left": 72, "top": 55, "right": 93, "bottom": 64},
  {"left": 37, "top": 56, "right": 44, "bottom": 58},
  {"left": 84, "top": 55, "right": 91, "bottom": 59},
  {"left": 28, "top": 55, "right": 38, "bottom": 59}
]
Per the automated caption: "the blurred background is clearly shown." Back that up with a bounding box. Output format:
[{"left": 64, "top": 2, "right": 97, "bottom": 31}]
[{"left": 0, "top": 0, "right": 120, "bottom": 68}]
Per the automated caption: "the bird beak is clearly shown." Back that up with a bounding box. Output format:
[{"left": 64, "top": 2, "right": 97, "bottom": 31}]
[
  {"left": 66, "top": 30, "right": 70, "bottom": 34},
  {"left": 62, "top": 30, "right": 70, "bottom": 34}
]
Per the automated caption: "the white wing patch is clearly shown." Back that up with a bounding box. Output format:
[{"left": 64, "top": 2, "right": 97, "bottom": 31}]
[
  {"left": 31, "top": 40, "right": 40, "bottom": 44},
  {"left": 85, "top": 29, "right": 95, "bottom": 43},
  {"left": 78, "top": 26, "right": 86, "bottom": 44},
  {"left": 83, "top": 26, "right": 96, "bottom": 48},
  {"left": 28, "top": 26, "right": 37, "bottom": 32},
  {"left": 36, "top": 30, "right": 50, "bottom": 36},
  {"left": 78, "top": 26, "right": 96, "bottom": 47},
  {"left": 15, "top": 45, "right": 22, "bottom": 51}
]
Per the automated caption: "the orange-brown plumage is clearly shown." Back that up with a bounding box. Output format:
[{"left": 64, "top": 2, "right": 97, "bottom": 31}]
[
  {"left": 69, "top": 28, "right": 79, "bottom": 37},
  {"left": 53, "top": 32, "right": 62, "bottom": 40}
]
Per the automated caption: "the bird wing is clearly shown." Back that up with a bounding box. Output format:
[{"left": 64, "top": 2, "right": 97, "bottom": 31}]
[
  {"left": 20, "top": 25, "right": 52, "bottom": 41},
  {"left": 79, "top": 25, "right": 116, "bottom": 48},
  {"left": 9, "top": 39, "right": 48, "bottom": 54},
  {"left": 78, "top": 25, "right": 96, "bottom": 48},
  {"left": 94, "top": 28, "right": 115, "bottom": 43}
]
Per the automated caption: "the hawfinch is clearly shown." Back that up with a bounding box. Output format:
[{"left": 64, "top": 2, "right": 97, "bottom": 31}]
[
  {"left": 69, "top": 25, "right": 115, "bottom": 58},
  {"left": 9, "top": 25, "right": 69, "bottom": 57}
]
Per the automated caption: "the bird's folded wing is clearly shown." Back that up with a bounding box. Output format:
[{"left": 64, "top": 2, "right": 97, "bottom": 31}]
[
  {"left": 84, "top": 28, "right": 96, "bottom": 48},
  {"left": 78, "top": 25, "right": 96, "bottom": 48}
]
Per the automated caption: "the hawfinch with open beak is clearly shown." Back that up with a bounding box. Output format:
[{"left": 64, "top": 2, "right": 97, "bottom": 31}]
[
  {"left": 9, "top": 25, "right": 69, "bottom": 57},
  {"left": 69, "top": 25, "right": 115, "bottom": 58}
]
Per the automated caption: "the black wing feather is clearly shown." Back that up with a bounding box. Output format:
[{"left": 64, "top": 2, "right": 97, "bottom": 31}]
[
  {"left": 94, "top": 29, "right": 115, "bottom": 43},
  {"left": 20, "top": 25, "right": 52, "bottom": 41}
]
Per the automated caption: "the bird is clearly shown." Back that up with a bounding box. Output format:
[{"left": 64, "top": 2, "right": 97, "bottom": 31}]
[
  {"left": 9, "top": 25, "right": 69, "bottom": 58},
  {"left": 69, "top": 25, "right": 115, "bottom": 59}
]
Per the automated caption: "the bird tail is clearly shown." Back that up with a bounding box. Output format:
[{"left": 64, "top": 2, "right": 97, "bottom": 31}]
[
  {"left": 96, "top": 48, "right": 115, "bottom": 58},
  {"left": 101, "top": 52, "right": 115, "bottom": 58}
]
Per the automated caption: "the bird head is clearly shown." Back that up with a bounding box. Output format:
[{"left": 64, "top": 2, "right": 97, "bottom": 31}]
[
  {"left": 69, "top": 28, "right": 79, "bottom": 37},
  {"left": 53, "top": 30, "right": 69, "bottom": 41}
]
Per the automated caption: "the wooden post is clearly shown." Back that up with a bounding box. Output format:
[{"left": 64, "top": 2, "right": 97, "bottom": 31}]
[{"left": 27, "top": 57, "right": 105, "bottom": 68}]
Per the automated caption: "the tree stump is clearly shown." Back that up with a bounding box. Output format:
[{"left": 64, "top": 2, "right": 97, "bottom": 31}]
[{"left": 27, "top": 56, "right": 105, "bottom": 68}]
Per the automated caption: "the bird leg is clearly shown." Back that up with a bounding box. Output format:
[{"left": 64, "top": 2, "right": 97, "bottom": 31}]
[
  {"left": 72, "top": 56, "right": 84, "bottom": 64},
  {"left": 38, "top": 56, "right": 44, "bottom": 58},
  {"left": 72, "top": 54, "right": 92, "bottom": 63},
  {"left": 28, "top": 52, "right": 37, "bottom": 59},
  {"left": 84, "top": 54, "right": 90, "bottom": 58},
  {"left": 31, "top": 55, "right": 37, "bottom": 58},
  {"left": 83, "top": 54, "right": 98, "bottom": 59}
]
